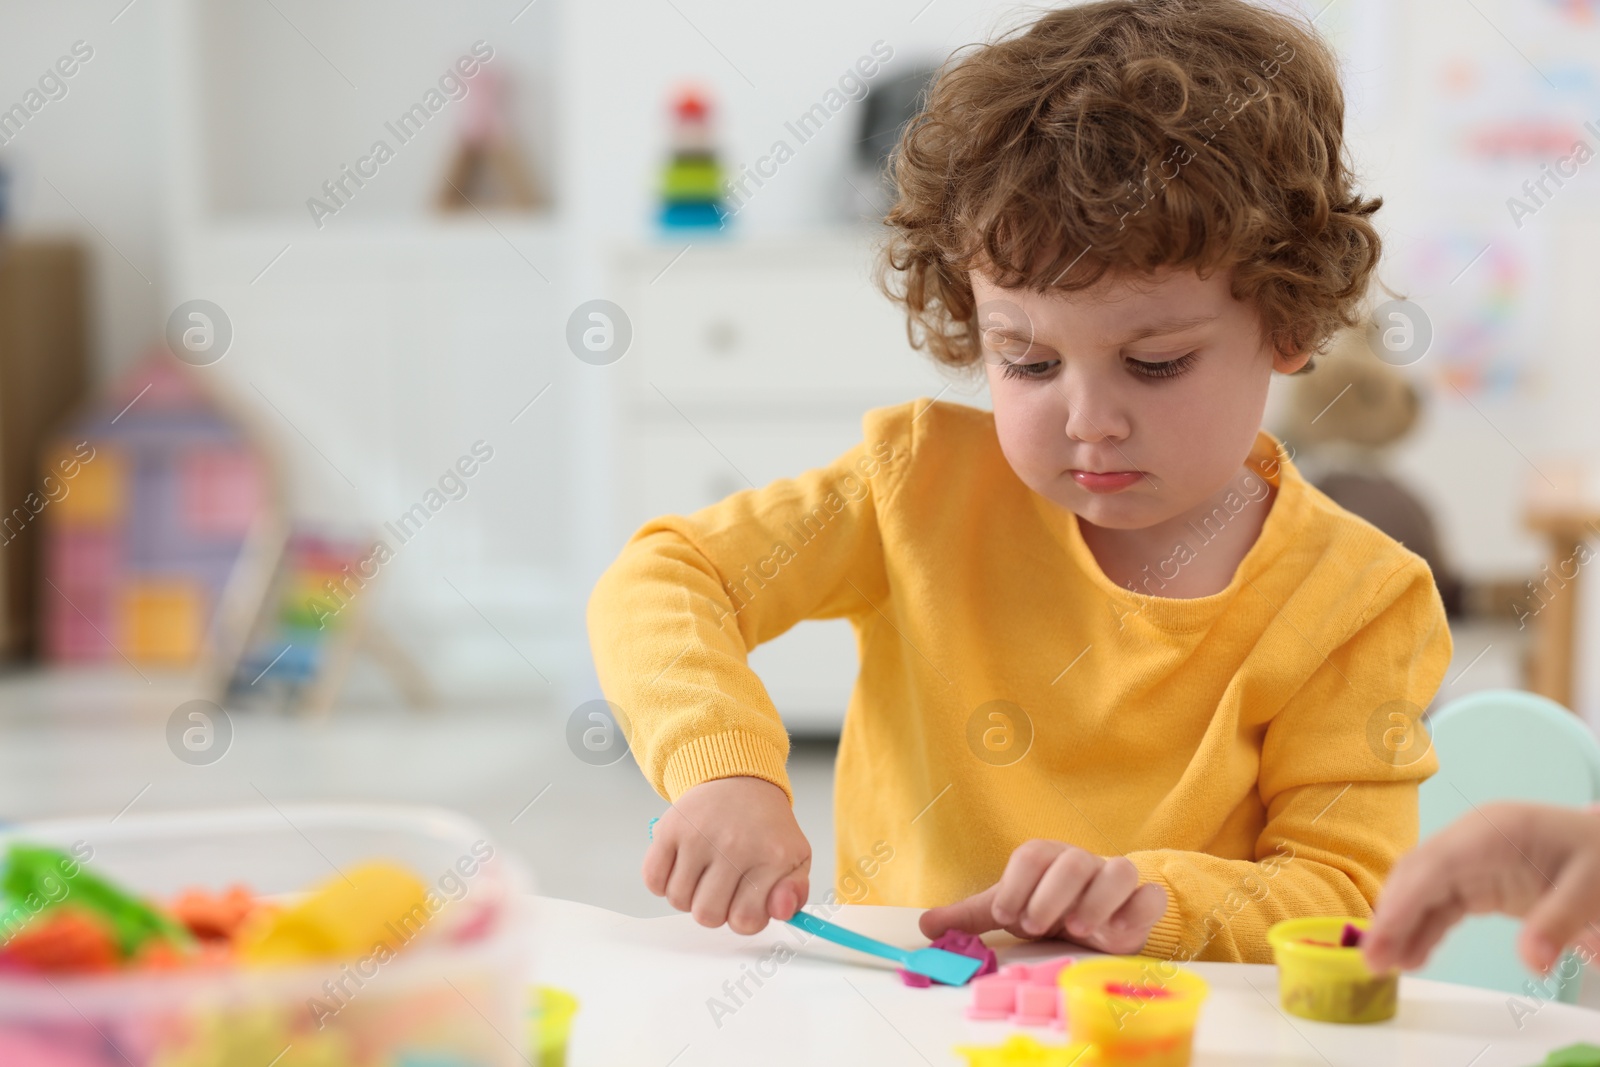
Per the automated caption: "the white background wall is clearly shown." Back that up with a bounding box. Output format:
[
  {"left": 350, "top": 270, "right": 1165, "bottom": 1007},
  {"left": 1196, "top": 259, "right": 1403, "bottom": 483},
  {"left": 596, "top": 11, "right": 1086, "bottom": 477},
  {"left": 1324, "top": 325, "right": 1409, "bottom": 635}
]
[{"left": 0, "top": 0, "right": 165, "bottom": 377}]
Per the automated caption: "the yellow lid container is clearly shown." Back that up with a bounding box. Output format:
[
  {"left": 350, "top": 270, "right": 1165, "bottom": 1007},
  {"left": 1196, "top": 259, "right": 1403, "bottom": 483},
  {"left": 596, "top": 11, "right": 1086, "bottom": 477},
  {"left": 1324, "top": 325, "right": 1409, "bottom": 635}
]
[
  {"left": 1267, "top": 917, "right": 1397, "bottom": 1024},
  {"left": 530, "top": 985, "right": 579, "bottom": 1067},
  {"left": 1059, "top": 957, "right": 1208, "bottom": 1066}
]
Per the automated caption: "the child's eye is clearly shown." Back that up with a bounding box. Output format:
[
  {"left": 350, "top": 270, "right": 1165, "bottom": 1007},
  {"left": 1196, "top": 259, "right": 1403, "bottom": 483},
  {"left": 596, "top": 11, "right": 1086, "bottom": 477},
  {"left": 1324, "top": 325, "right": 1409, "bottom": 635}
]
[
  {"left": 999, "top": 358, "right": 1059, "bottom": 381},
  {"left": 1127, "top": 352, "right": 1198, "bottom": 380}
]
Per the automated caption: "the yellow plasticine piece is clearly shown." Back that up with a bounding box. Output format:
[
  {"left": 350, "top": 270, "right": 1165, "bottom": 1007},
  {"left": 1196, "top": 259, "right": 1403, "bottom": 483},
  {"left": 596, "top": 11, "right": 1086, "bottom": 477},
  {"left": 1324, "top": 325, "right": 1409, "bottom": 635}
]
[
  {"left": 239, "top": 861, "right": 431, "bottom": 964},
  {"left": 152, "top": 1009, "right": 353, "bottom": 1067},
  {"left": 954, "top": 1035, "right": 1097, "bottom": 1066}
]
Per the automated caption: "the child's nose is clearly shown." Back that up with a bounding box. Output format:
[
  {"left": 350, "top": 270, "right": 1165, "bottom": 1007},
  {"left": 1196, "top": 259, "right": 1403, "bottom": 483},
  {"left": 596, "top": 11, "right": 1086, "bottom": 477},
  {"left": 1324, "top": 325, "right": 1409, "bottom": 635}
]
[{"left": 1059, "top": 380, "right": 1131, "bottom": 444}]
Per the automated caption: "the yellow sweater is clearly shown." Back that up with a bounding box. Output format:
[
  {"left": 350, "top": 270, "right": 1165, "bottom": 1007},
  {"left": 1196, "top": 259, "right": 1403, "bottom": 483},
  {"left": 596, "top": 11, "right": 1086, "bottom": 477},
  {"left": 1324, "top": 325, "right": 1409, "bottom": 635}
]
[{"left": 587, "top": 399, "right": 1452, "bottom": 963}]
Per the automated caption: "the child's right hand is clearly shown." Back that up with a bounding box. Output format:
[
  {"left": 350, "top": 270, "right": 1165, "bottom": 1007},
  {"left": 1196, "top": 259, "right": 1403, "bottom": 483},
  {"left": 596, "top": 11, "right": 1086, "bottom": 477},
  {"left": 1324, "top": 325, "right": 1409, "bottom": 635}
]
[
  {"left": 642, "top": 776, "right": 811, "bottom": 935},
  {"left": 1364, "top": 801, "right": 1600, "bottom": 976}
]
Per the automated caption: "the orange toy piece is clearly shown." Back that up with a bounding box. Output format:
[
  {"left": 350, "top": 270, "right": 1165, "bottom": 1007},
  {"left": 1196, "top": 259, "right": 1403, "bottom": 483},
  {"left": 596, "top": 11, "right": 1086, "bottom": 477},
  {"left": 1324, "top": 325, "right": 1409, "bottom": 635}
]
[
  {"left": 3, "top": 907, "right": 119, "bottom": 973},
  {"left": 133, "top": 937, "right": 236, "bottom": 972},
  {"left": 172, "top": 884, "right": 262, "bottom": 942},
  {"left": 131, "top": 938, "right": 190, "bottom": 971}
]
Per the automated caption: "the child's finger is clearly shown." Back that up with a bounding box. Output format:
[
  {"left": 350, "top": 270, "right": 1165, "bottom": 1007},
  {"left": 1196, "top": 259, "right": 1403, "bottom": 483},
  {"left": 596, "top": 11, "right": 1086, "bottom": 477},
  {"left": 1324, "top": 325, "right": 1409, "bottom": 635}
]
[
  {"left": 1364, "top": 848, "right": 1456, "bottom": 969},
  {"left": 767, "top": 865, "right": 808, "bottom": 923},
  {"left": 991, "top": 841, "right": 1065, "bottom": 929},
  {"left": 664, "top": 849, "right": 710, "bottom": 913},
  {"left": 1102, "top": 882, "right": 1167, "bottom": 952},
  {"left": 1394, "top": 898, "right": 1466, "bottom": 971},
  {"left": 920, "top": 885, "right": 1001, "bottom": 939},
  {"left": 1364, "top": 898, "right": 1433, "bottom": 973},
  {"left": 690, "top": 857, "right": 743, "bottom": 929},
  {"left": 1019, "top": 848, "right": 1101, "bottom": 937},
  {"left": 725, "top": 868, "right": 778, "bottom": 935},
  {"left": 1363, "top": 884, "right": 1438, "bottom": 972},
  {"left": 1065, "top": 856, "right": 1140, "bottom": 938},
  {"left": 642, "top": 838, "right": 675, "bottom": 897},
  {"left": 1518, "top": 854, "right": 1600, "bottom": 975}
]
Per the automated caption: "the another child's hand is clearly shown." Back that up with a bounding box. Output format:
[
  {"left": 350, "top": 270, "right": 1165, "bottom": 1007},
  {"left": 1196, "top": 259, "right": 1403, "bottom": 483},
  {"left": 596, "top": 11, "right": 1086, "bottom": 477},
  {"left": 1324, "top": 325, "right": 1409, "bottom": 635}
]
[
  {"left": 1364, "top": 801, "right": 1600, "bottom": 976},
  {"left": 642, "top": 776, "right": 812, "bottom": 935},
  {"left": 918, "top": 839, "right": 1167, "bottom": 954}
]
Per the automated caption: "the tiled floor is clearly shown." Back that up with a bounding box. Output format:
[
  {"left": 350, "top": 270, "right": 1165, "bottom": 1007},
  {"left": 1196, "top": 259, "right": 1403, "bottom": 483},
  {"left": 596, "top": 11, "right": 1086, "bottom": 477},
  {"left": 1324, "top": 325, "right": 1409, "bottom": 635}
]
[{"left": 0, "top": 617, "right": 1593, "bottom": 1007}]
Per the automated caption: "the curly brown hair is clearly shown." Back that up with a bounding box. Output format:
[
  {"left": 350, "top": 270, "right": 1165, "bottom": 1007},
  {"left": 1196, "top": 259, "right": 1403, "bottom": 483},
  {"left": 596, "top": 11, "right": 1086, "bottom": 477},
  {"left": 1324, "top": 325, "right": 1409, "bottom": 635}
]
[{"left": 874, "top": 0, "right": 1383, "bottom": 375}]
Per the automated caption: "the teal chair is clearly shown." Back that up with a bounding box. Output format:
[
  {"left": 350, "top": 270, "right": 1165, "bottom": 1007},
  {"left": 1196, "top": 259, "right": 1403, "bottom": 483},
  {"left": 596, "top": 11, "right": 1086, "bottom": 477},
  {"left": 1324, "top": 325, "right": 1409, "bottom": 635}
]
[{"left": 1416, "top": 688, "right": 1600, "bottom": 1002}]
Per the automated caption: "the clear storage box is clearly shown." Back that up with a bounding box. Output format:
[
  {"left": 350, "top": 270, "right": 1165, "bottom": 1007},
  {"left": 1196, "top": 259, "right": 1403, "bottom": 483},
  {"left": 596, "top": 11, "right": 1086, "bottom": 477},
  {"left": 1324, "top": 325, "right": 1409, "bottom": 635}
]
[{"left": 0, "top": 804, "right": 535, "bottom": 1067}]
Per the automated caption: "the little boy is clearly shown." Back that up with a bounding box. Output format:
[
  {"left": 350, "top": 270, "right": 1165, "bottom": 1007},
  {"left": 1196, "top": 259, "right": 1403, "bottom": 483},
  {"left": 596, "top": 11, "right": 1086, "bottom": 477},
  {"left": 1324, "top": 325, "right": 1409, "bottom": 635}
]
[{"left": 587, "top": 0, "right": 1451, "bottom": 963}]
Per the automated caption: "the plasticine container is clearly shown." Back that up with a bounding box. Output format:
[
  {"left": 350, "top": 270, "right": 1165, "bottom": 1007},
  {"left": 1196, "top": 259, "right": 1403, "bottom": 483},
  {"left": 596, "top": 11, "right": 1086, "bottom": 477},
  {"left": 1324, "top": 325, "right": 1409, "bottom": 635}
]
[
  {"left": 1267, "top": 916, "right": 1397, "bottom": 1023},
  {"left": 0, "top": 805, "right": 536, "bottom": 1066},
  {"left": 1059, "top": 957, "right": 1208, "bottom": 1066},
  {"left": 531, "top": 986, "right": 579, "bottom": 1067}
]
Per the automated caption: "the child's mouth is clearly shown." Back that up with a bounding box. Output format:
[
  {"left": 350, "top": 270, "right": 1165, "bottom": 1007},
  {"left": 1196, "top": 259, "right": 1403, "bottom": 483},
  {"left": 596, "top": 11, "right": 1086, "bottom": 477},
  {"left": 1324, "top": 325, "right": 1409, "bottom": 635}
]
[{"left": 1068, "top": 469, "right": 1145, "bottom": 493}]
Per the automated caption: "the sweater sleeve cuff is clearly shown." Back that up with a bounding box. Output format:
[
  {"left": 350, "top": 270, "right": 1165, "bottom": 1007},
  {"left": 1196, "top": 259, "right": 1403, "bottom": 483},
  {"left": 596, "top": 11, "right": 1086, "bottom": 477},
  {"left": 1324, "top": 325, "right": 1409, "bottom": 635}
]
[
  {"left": 1127, "top": 859, "right": 1184, "bottom": 961},
  {"left": 661, "top": 730, "right": 793, "bottom": 805}
]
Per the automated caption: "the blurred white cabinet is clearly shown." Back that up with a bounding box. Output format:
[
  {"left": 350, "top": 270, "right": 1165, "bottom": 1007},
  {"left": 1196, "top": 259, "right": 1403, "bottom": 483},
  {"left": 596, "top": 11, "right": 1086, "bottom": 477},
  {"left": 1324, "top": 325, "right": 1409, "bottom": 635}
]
[
  {"left": 608, "top": 229, "right": 977, "bottom": 734},
  {"left": 159, "top": 0, "right": 579, "bottom": 698}
]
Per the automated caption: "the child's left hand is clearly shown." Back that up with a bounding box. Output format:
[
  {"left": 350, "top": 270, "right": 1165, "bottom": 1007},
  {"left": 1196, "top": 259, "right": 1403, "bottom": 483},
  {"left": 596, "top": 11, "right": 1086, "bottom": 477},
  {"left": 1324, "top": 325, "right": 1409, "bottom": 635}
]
[{"left": 918, "top": 840, "right": 1167, "bottom": 954}]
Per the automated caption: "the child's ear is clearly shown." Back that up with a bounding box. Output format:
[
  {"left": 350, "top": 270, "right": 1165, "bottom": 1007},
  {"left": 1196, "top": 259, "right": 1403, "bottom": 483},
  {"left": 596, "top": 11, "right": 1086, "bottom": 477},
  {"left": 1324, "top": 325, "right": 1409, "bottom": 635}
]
[{"left": 1275, "top": 346, "right": 1314, "bottom": 375}]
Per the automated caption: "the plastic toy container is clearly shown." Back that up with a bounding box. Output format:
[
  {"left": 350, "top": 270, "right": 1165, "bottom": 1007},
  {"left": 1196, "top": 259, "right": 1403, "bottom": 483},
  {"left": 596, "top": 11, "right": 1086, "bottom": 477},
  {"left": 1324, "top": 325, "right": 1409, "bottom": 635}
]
[
  {"left": 0, "top": 805, "right": 535, "bottom": 1066},
  {"left": 1059, "top": 957, "right": 1208, "bottom": 1066},
  {"left": 1267, "top": 916, "right": 1397, "bottom": 1023}
]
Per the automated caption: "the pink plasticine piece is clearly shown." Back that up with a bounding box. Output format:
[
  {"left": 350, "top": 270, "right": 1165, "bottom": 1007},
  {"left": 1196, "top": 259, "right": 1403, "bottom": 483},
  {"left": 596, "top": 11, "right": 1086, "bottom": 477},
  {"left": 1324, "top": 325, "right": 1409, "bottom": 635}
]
[
  {"left": 1340, "top": 923, "right": 1364, "bottom": 948},
  {"left": 900, "top": 929, "right": 998, "bottom": 986},
  {"left": 965, "top": 973, "right": 1021, "bottom": 1020},
  {"left": 1024, "top": 956, "right": 1073, "bottom": 986},
  {"left": 1013, "top": 981, "right": 1059, "bottom": 1025},
  {"left": 931, "top": 929, "right": 999, "bottom": 978},
  {"left": 965, "top": 954, "right": 1077, "bottom": 1026}
]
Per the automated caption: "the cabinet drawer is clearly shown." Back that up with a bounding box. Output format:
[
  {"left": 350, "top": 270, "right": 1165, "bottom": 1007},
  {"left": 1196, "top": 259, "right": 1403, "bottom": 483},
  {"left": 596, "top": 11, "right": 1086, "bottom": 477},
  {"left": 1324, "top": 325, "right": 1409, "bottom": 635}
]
[
  {"left": 615, "top": 234, "right": 953, "bottom": 401},
  {"left": 618, "top": 417, "right": 870, "bottom": 538}
]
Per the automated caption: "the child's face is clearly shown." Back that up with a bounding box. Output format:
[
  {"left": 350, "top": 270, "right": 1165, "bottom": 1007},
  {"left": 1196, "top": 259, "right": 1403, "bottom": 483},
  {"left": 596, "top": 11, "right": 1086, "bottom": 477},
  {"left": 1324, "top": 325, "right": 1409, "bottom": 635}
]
[{"left": 973, "top": 263, "right": 1309, "bottom": 532}]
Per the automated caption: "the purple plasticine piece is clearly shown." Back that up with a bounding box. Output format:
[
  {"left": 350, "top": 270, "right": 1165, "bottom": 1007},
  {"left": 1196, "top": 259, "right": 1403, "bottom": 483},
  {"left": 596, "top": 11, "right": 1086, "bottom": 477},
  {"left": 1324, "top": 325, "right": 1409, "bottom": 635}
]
[
  {"left": 1340, "top": 923, "right": 1364, "bottom": 948},
  {"left": 898, "top": 929, "right": 998, "bottom": 986}
]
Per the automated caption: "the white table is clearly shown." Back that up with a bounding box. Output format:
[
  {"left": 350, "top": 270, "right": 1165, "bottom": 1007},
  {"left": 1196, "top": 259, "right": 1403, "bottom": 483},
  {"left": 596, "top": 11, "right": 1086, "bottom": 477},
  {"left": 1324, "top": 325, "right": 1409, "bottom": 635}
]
[{"left": 531, "top": 896, "right": 1599, "bottom": 1066}]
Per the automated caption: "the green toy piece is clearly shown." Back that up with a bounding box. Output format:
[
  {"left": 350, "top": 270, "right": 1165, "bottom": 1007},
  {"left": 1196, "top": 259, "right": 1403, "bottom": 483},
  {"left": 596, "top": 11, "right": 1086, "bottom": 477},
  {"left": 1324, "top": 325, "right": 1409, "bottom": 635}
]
[
  {"left": 1, "top": 844, "right": 192, "bottom": 957},
  {"left": 1536, "top": 1044, "right": 1600, "bottom": 1067}
]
